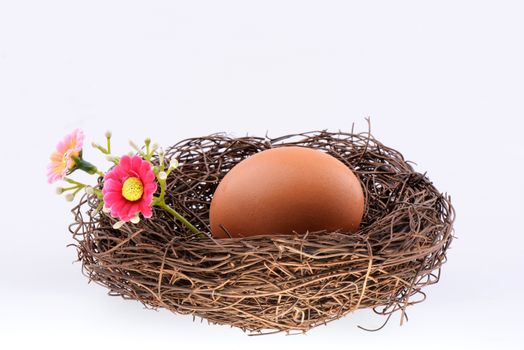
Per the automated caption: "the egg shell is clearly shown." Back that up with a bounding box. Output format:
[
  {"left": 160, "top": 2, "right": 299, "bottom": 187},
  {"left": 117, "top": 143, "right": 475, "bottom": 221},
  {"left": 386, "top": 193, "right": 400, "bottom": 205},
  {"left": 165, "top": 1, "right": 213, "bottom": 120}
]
[{"left": 209, "top": 146, "right": 365, "bottom": 238}]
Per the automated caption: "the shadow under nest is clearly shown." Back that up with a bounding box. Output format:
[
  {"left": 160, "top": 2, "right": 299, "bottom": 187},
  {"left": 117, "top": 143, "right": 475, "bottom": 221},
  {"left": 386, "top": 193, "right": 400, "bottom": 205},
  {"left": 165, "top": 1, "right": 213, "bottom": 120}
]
[{"left": 70, "top": 129, "right": 454, "bottom": 335}]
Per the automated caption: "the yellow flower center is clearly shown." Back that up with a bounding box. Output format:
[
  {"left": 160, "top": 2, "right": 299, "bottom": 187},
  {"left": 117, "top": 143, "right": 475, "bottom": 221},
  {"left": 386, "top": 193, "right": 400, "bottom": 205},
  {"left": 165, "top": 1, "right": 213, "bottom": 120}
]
[
  {"left": 62, "top": 150, "right": 79, "bottom": 170},
  {"left": 62, "top": 151, "right": 71, "bottom": 167},
  {"left": 122, "top": 177, "right": 144, "bottom": 201}
]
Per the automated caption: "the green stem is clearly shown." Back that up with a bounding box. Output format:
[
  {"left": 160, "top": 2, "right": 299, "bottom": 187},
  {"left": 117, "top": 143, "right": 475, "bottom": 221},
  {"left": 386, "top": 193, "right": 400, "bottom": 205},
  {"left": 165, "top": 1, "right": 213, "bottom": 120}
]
[
  {"left": 93, "top": 188, "right": 103, "bottom": 199},
  {"left": 72, "top": 156, "right": 99, "bottom": 175},
  {"left": 157, "top": 201, "right": 203, "bottom": 237},
  {"left": 153, "top": 163, "right": 203, "bottom": 237},
  {"left": 159, "top": 178, "right": 166, "bottom": 201},
  {"left": 72, "top": 186, "right": 84, "bottom": 195},
  {"left": 93, "top": 144, "right": 108, "bottom": 154},
  {"left": 64, "top": 177, "right": 87, "bottom": 186}
]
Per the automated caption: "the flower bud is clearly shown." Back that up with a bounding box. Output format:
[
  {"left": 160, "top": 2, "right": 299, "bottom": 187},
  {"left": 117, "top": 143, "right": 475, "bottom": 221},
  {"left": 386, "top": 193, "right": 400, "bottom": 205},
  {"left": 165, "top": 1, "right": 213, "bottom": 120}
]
[
  {"left": 106, "top": 155, "right": 120, "bottom": 163},
  {"left": 91, "top": 142, "right": 100, "bottom": 148},
  {"left": 55, "top": 187, "right": 65, "bottom": 194},
  {"left": 151, "top": 143, "right": 159, "bottom": 151},
  {"left": 158, "top": 149, "right": 165, "bottom": 165},
  {"left": 105, "top": 130, "right": 112, "bottom": 138},
  {"left": 158, "top": 171, "right": 167, "bottom": 180},
  {"left": 130, "top": 215, "right": 140, "bottom": 224},
  {"left": 102, "top": 205, "right": 111, "bottom": 214},
  {"left": 169, "top": 159, "right": 179, "bottom": 170},
  {"left": 85, "top": 186, "right": 94, "bottom": 195},
  {"left": 129, "top": 140, "right": 139, "bottom": 151},
  {"left": 112, "top": 221, "right": 125, "bottom": 229},
  {"left": 65, "top": 193, "right": 75, "bottom": 202},
  {"left": 144, "top": 137, "right": 151, "bottom": 145}
]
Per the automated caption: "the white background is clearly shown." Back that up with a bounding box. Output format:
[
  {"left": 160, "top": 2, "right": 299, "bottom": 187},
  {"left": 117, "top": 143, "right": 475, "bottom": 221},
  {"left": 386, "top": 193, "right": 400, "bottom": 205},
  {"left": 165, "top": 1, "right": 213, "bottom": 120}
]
[{"left": 1, "top": 1, "right": 523, "bottom": 349}]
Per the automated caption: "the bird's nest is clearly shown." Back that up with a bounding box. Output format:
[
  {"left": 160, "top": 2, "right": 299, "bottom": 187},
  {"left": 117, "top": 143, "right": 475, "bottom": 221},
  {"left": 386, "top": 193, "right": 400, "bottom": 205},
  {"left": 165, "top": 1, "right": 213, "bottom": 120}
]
[{"left": 70, "top": 127, "right": 454, "bottom": 335}]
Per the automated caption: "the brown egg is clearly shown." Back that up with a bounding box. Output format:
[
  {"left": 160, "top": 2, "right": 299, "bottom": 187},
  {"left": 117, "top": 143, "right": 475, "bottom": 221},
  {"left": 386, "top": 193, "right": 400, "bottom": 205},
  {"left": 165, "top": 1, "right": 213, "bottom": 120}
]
[{"left": 209, "top": 146, "right": 365, "bottom": 238}]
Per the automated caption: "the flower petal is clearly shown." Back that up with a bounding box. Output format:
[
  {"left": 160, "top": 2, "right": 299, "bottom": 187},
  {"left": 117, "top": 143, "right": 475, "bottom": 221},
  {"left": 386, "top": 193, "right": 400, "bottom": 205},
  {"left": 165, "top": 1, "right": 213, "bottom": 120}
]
[
  {"left": 131, "top": 156, "right": 143, "bottom": 171},
  {"left": 122, "top": 202, "right": 140, "bottom": 221},
  {"left": 73, "top": 129, "right": 85, "bottom": 151},
  {"left": 112, "top": 166, "right": 128, "bottom": 181},
  {"left": 139, "top": 161, "right": 151, "bottom": 177},
  {"left": 103, "top": 179, "right": 123, "bottom": 193},
  {"left": 104, "top": 191, "right": 123, "bottom": 203},
  {"left": 119, "top": 155, "right": 131, "bottom": 171},
  {"left": 144, "top": 170, "right": 156, "bottom": 183},
  {"left": 143, "top": 183, "right": 157, "bottom": 196},
  {"left": 111, "top": 198, "right": 127, "bottom": 214},
  {"left": 140, "top": 204, "right": 153, "bottom": 218}
]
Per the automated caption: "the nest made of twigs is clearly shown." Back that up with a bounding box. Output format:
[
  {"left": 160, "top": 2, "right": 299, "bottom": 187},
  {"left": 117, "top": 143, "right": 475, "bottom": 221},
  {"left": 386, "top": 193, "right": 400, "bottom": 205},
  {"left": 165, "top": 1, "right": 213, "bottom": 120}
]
[{"left": 70, "top": 127, "right": 454, "bottom": 335}]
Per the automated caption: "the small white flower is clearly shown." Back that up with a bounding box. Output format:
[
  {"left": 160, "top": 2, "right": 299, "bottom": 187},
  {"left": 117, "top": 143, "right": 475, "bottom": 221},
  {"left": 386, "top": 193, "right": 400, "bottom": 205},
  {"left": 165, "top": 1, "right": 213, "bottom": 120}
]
[
  {"left": 112, "top": 221, "right": 125, "bottom": 229},
  {"left": 85, "top": 186, "right": 94, "bottom": 195},
  {"left": 105, "top": 130, "right": 112, "bottom": 138},
  {"left": 55, "top": 187, "right": 65, "bottom": 194},
  {"left": 169, "top": 159, "right": 179, "bottom": 170},
  {"left": 91, "top": 142, "right": 100, "bottom": 148},
  {"left": 65, "top": 193, "right": 75, "bottom": 202},
  {"left": 102, "top": 205, "right": 111, "bottom": 214},
  {"left": 158, "top": 171, "right": 167, "bottom": 180},
  {"left": 130, "top": 215, "right": 140, "bottom": 224},
  {"left": 158, "top": 148, "right": 165, "bottom": 166}
]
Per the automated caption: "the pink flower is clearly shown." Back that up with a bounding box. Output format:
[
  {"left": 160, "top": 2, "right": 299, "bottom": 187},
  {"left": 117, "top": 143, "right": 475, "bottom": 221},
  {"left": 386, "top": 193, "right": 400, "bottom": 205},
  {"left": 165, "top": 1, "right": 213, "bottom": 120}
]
[
  {"left": 102, "top": 155, "right": 157, "bottom": 221},
  {"left": 47, "top": 129, "right": 85, "bottom": 183}
]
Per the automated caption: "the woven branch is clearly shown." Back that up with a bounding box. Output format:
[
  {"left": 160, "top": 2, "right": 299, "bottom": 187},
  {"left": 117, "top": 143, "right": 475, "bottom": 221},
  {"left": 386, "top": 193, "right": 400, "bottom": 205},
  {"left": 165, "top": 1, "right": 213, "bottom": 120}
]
[{"left": 69, "top": 127, "right": 454, "bottom": 335}]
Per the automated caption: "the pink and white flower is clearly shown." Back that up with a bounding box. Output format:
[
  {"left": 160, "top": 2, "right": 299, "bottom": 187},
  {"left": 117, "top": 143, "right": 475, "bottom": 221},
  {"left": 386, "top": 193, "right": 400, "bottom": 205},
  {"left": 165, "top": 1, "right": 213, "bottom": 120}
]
[{"left": 47, "top": 129, "right": 84, "bottom": 183}]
